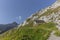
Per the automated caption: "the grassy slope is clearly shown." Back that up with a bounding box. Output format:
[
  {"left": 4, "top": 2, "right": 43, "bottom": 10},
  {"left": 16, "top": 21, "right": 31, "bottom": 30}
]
[{"left": 0, "top": 22, "right": 57, "bottom": 40}]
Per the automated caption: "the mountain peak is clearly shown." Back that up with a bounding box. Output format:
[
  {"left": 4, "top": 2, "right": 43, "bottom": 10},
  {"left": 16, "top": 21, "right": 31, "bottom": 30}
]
[{"left": 12, "top": 22, "right": 18, "bottom": 25}]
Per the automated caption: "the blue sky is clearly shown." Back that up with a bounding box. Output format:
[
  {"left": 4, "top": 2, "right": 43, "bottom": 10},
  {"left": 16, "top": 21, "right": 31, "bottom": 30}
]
[{"left": 0, "top": 0, "right": 56, "bottom": 24}]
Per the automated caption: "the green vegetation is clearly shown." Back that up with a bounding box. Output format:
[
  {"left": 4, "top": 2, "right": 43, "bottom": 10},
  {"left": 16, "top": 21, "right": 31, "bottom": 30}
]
[
  {"left": 54, "top": 30, "right": 60, "bottom": 36},
  {"left": 39, "top": 9, "right": 53, "bottom": 17},
  {"left": 38, "top": 6, "right": 60, "bottom": 18},
  {"left": 26, "top": 18, "right": 31, "bottom": 22},
  {"left": 58, "top": 18, "right": 60, "bottom": 20},
  {"left": 0, "top": 22, "right": 57, "bottom": 40},
  {"left": 26, "top": 17, "right": 35, "bottom": 22},
  {"left": 32, "top": 13, "right": 38, "bottom": 17}
]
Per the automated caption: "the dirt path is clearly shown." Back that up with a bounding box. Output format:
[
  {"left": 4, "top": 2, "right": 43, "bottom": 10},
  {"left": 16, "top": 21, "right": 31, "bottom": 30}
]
[{"left": 47, "top": 31, "right": 60, "bottom": 40}]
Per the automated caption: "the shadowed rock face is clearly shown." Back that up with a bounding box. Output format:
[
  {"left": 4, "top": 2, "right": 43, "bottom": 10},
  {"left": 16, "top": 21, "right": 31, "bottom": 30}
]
[
  {"left": 34, "top": 20, "right": 45, "bottom": 24},
  {"left": 0, "top": 22, "right": 18, "bottom": 34}
]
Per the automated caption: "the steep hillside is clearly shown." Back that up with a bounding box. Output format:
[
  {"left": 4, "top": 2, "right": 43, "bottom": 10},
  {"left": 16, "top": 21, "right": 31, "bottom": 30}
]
[
  {"left": 0, "top": 0, "right": 60, "bottom": 40},
  {"left": 0, "top": 22, "right": 57, "bottom": 40}
]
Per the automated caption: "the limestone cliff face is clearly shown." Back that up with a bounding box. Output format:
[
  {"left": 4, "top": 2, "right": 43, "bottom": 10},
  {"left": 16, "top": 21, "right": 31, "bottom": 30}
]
[{"left": 21, "top": 0, "right": 60, "bottom": 29}]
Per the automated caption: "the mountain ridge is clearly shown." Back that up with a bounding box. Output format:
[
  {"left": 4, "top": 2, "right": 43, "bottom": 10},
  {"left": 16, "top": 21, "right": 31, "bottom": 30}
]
[{"left": 0, "top": 22, "right": 18, "bottom": 34}]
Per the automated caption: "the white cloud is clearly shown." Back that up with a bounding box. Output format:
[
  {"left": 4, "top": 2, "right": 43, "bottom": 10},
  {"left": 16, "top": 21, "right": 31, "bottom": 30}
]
[
  {"left": 16, "top": 16, "right": 22, "bottom": 20},
  {"left": 19, "top": 16, "right": 21, "bottom": 20}
]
